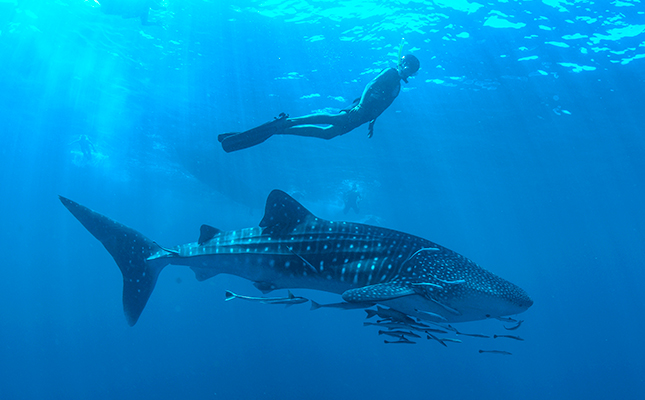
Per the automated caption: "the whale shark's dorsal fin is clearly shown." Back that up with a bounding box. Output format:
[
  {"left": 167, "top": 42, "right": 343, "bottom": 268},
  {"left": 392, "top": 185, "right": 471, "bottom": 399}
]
[
  {"left": 259, "top": 190, "right": 315, "bottom": 235},
  {"left": 198, "top": 224, "right": 222, "bottom": 245}
]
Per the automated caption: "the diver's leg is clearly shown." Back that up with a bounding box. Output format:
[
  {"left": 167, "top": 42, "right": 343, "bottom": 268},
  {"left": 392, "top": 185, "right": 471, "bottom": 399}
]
[
  {"left": 280, "top": 113, "right": 352, "bottom": 140},
  {"left": 286, "top": 113, "right": 344, "bottom": 126},
  {"left": 281, "top": 125, "right": 346, "bottom": 139}
]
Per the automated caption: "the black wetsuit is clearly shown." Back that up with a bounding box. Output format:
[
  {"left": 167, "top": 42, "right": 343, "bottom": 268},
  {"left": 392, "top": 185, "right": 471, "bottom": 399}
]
[
  {"left": 353, "top": 67, "right": 402, "bottom": 123},
  {"left": 343, "top": 190, "right": 361, "bottom": 214},
  {"left": 218, "top": 67, "right": 404, "bottom": 152},
  {"left": 282, "top": 67, "right": 402, "bottom": 138}
]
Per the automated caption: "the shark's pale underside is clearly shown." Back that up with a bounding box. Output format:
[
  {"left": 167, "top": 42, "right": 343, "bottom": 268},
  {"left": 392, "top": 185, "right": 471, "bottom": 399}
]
[{"left": 60, "top": 190, "right": 533, "bottom": 326}]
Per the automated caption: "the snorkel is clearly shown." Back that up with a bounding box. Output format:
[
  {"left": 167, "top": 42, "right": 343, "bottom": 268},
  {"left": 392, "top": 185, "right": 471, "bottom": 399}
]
[
  {"left": 397, "top": 38, "right": 405, "bottom": 70},
  {"left": 397, "top": 38, "right": 409, "bottom": 83}
]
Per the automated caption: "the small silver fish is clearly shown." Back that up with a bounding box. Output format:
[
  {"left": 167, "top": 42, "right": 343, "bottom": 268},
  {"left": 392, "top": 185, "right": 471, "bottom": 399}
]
[
  {"left": 426, "top": 333, "right": 447, "bottom": 347},
  {"left": 310, "top": 300, "right": 375, "bottom": 310},
  {"left": 455, "top": 330, "right": 491, "bottom": 338},
  {"left": 493, "top": 334, "right": 524, "bottom": 341},
  {"left": 397, "top": 323, "right": 434, "bottom": 333},
  {"left": 378, "top": 330, "right": 422, "bottom": 339},
  {"left": 424, "top": 328, "right": 448, "bottom": 334},
  {"left": 479, "top": 350, "right": 512, "bottom": 355},
  {"left": 415, "top": 308, "right": 447, "bottom": 321},
  {"left": 504, "top": 320, "right": 524, "bottom": 331},
  {"left": 364, "top": 322, "right": 409, "bottom": 330},
  {"left": 384, "top": 336, "right": 416, "bottom": 344},
  {"left": 363, "top": 321, "right": 430, "bottom": 332},
  {"left": 366, "top": 306, "right": 417, "bottom": 324},
  {"left": 225, "top": 290, "right": 308, "bottom": 305}
]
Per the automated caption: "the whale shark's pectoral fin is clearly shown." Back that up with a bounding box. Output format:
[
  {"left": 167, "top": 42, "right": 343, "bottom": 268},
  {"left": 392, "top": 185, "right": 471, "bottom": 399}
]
[
  {"left": 342, "top": 282, "right": 416, "bottom": 303},
  {"left": 198, "top": 224, "right": 222, "bottom": 245}
]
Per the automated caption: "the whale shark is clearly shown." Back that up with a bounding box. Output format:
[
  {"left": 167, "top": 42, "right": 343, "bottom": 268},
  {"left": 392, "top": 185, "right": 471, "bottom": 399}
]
[{"left": 59, "top": 190, "right": 533, "bottom": 326}]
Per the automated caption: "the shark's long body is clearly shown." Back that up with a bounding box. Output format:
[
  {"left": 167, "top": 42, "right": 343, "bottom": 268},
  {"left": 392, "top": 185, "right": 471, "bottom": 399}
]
[{"left": 60, "top": 190, "right": 532, "bottom": 326}]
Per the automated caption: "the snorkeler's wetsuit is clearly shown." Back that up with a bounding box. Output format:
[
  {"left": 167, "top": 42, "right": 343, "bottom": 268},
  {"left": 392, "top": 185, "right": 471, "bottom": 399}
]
[{"left": 218, "top": 67, "right": 403, "bottom": 152}]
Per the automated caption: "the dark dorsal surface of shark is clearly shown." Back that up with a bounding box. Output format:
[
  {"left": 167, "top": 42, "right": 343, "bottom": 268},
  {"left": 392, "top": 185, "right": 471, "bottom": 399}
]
[{"left": 60, "top": 190, "right": 533, "bottom": 326}]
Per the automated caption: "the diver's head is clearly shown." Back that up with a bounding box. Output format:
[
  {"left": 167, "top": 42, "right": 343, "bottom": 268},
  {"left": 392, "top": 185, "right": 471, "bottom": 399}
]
[{"left": 398, "top": 54, "right": 420, "bottom": 83}]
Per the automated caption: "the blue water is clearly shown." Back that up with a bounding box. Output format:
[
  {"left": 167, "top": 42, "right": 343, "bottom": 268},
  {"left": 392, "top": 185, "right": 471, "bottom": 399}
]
[{"left": 1, "top": 0, "right": 644, "bottom": 398}]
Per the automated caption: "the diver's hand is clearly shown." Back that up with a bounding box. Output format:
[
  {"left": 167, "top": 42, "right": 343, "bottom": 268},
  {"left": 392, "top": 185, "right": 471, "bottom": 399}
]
[{"left": 367, "top": 120, "right": 375, "bottom": 138}]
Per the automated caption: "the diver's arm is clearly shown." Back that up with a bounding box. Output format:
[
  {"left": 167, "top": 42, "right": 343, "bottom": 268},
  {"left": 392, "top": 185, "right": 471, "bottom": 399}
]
[
  {"left": 357, "top": 68, "right": 401, "bottom": 123},
  {"left": 360, "top": 69, "right": 399, "bottom": 101},
  {"left": 341, "top": 97, "right": 361, "bottom": 113},
  {"left": 367, "top": 119, "right": 376, "bottom": 138}
]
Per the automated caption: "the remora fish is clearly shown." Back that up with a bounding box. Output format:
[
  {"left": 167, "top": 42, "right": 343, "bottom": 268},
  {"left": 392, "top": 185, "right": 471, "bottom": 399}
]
[
  {"left": 426, "top": 333, "right": 447, "bottom": 347},
  {"left": 363, "top": 321, "right": 435, "bottom": 334},
  {"left": 59, "top": 190, "right": 533, "bottom": 326},
  {"left": 378, "top": 330, "right": 422, "bottom": 339},
  {"left": 479, "top": 350, "right": 512, "bottom": 355},
  {"left": 365, "top": 306, "right": 417, "bottom": 325},
  {"left": 363, "top": 322, "right": 421, "bottom": 330},
  {"left": 504, "top": 320, "right": 524, "bottom": 331},
  {"left": 384, "top": 336, "right": 416, "bottom": 345},
  {"left": 225, "top": 290, "right": 308, "bottom": 305},
  {"left": 455, "top": 330, "right": 491, "bottom": 339},
  {"left": 493, "top": 334, "right": 524, "bottom": 341}
]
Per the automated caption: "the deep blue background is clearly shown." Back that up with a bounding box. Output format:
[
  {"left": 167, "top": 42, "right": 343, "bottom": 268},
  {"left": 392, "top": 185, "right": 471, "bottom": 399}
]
[{"left": 1, "top": 1, "right": 644, "bottom": 399}]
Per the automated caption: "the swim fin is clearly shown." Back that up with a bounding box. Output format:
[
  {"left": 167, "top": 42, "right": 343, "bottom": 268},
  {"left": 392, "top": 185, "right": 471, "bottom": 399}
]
[
  {"left": 219, "top": 113, "right": 289, "bottom": 153},
  {"left": 217, "top": 133, "right": 237, "bottom": 142}
]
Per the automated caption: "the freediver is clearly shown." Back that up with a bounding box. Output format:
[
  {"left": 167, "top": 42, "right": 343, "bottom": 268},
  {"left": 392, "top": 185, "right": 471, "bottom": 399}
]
[
  {"left": 70, "top": 134, "right": 96, "bottom": 161},
  {"left": 98, "top": 0, "right": 164, "bottom": 26},
  {"left": 218, "top": 54, "right": 420, "bottom": 153},
  {"left": 343, "top": 184, "right": 362, "bottom": 215}
]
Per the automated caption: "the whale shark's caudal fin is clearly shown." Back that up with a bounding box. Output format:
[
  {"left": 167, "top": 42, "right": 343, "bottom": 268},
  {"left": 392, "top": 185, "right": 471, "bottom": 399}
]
[{"left": 59, "top": 196, "right": 165, "bottom": 326}]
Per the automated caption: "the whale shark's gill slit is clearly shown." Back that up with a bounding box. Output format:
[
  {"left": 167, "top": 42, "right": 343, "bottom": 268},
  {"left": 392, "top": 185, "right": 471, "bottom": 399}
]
[
  {"left": 400, "top": 247, "right": 441, "bottom": 269},
  {"left": 430, "top": 275, "right": 465, "bottom": 285},
  {"left": 287, "top": 246, "right": 317, "bottom": 274},
  {"left": 412, "top": 282, "right": 444, "bottom": 290}
]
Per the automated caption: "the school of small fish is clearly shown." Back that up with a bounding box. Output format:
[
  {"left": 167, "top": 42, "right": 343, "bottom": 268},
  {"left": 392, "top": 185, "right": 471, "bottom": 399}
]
[{"left": 225, "top": 291, "right": 526, "bottom": 355}]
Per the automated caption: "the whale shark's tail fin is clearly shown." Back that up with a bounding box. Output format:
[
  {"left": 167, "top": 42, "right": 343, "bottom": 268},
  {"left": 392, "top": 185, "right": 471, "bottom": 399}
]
[{"left": 59, "top": 196, "right": 165, "bottom": 326}]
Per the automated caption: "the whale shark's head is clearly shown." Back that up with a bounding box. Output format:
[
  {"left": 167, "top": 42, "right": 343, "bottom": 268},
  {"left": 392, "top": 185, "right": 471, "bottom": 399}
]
[
  {"left": 458, "top": 277, "right": 533, "bottom": 318},
  {"left": 404, "top": 274, "right": 533, "bottom": 323},
  {"left": 427, "top": 263, "right": 533, "bottom": 321},
  {"left": 387, "top": 248, "right": 533, "bottom": 323}
]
